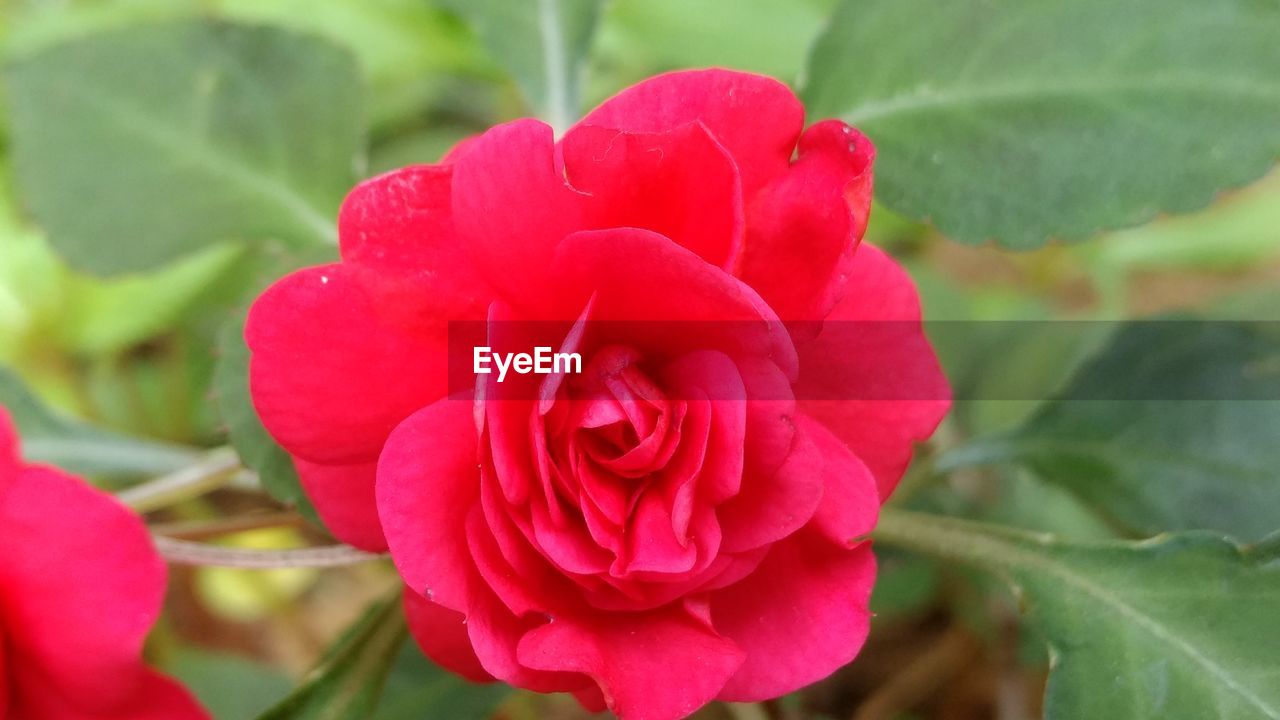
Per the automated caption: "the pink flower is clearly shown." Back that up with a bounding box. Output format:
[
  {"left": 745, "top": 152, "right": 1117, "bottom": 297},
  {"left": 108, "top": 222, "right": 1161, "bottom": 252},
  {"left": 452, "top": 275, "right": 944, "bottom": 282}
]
[
  {"left": 247, "top": 69, "right": 949, "bottom": 719},
  {"left": 0, "top": 407, "right": 209, "bottom": 719}
]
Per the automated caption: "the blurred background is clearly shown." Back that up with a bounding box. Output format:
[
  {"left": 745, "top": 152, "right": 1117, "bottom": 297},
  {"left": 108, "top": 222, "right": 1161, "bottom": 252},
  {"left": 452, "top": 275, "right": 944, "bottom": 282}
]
[{"left": 0, "top": 1, "right": 1276, "bottom": 719}]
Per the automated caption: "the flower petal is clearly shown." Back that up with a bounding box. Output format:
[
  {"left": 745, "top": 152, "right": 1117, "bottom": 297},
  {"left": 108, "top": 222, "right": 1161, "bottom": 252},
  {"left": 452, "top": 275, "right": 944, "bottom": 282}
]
[
  {"left": 377, "top": 399, "right": 479, "bottom": 611},
  {"left": 712, "top": 531, "right": 876, "bottom": 701},
  {"left": 660, "top": 350, "right": 747, "bottom": 506},
  {"left": 293, "top": 456, "right": 385, "bottom": 552},
  {"left": 741, "top": 120, "right": 875, "bottom": 322},
  {"left": 551, "top": 227, "right": 798, "bottom": 378},
  {"left": 716, "top": 420, "right": 823, "bottom": 552},
  {"left": 0, "top": 465, "right": 165, "bottom": 705},
  {"left": 579, "top": 69, "right": 804, "bottom": 199},
  {"left": 799, "top": 414, "right": 880, "bottom": 545},
  {"left": 795, "top": 243, "right": 951, "bottom": 497},
  {"left": 518, "top": 606, "right": 745, "bottom": 720},
  {"left": 468, "top": 500, "right": 567, "bottom": 616},
  {"left": 0, "top": 408, "right": 17, "bottom": 479},
  {"left": 616, "top": 489, "right": 698, "bottom": 576},
  {"left": 246, "top": 264, "right": 450, "bottom": 464},
  {"left": 450, "top": 119, "right": 589, "bottom": 303},
  {"left": 531, "top": 498, "right": 614, "bottom": 576},
  {"left": 0, "top": 640, "right": 8, "bottom": 713},
  {"left": 10, "top": 667, "right": 209, "bottom": 720},
  {"left": 338, "top": 163, "right": 494, "bottom": 311},
  {"left": 403, "top": 588, "right": 494, "bottom": 683},
  {"left": 465, "top": 582, "right": 591, "bottom": 694},
  {"left": 573, "top": 684, "right": 608, "bottom": 713},
  {"left": 562, "top": 122, "right": 743, "bottom": 270},
  {"left": 120, "top": 672, "right": 211, "bottom": 720}
]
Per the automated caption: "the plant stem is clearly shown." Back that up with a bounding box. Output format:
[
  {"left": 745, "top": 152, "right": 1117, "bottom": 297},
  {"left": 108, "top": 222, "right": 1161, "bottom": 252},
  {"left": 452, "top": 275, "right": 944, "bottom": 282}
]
[
  {"left": 152, "top": 535, "right": 385, "bottom": 569},
  {"left": 875, "top": 504, "right": 1013, "bottom": 566},
  {"left": 874, "top": 508, "right": 1044, "bottom": 572},
  {"left": 537, "top": 0, "right": 575, "bottom": 134},
  {"left": 116, "top": 446, "right": 241, "bottom": 512}
]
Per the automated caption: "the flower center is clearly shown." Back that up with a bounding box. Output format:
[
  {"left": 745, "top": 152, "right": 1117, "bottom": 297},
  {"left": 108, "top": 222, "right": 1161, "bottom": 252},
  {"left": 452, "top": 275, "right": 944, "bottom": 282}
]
[{"left": 563, "top": 345, "right": 682, "bottom": 482}]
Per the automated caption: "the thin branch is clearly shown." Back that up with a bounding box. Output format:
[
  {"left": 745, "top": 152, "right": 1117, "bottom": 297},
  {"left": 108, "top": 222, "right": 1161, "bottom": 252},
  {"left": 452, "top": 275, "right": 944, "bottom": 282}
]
[
  {"left": 852, "top": 627, "right": 981, "bottom": 720},
  {"left": 148, "top": 511, "right": 304, "bottom": 541},
  {"left": 117, "top": 446, "right": 241, "bottom": 512},
  {"left": 153, "top": 535, "right": 386, "bottom": 569}
]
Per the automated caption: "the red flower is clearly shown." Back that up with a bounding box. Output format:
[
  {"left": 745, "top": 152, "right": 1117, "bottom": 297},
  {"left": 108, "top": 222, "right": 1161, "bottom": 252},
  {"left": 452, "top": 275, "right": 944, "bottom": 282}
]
[
  {"left": 0, "top": 408, "right": 209, "bottom": 719},
  {"left": 247, "top": 70, "right": 949, "bottom": 719}
]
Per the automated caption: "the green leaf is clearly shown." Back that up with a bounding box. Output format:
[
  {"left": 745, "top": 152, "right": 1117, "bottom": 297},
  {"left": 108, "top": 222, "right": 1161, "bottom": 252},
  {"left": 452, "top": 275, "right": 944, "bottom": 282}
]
[
  {"left": 258, "top": 592, "right": 408, "bottom": 720},
  {"left": 213, "top": 312, "right": 317, "bottom": 521},
  {"left": 7, "top": 19, "right": 364, "bottom": 275},
  {"left": 802, "top": 0, "right": 1280, "bottom": 248},
  {"left": 58, "top": 242, "right": 245, "bottom": 355},
  {"left": 928, "top": 318, "right": 1111, "bottom": 436},
  {"left": 214, "top": 0, "right": 488, "bottom": 88},
  {"left": 373, "top": 642, "right": 509, "bottom": 720},
  {"left": 441, "top": 0, "right": 602, "bottom": 130},
  {"left": 169, "top": 650, "right": 294, "bottom": 720},
  {"left": 0, "top": 365, "right": 198, "bottom": 477},
  {"left": 1093, "top": 174, "right": 1280, "bottom": 273},
  {"left": 876, "top": 510, "right": 1280, "bottom": 720},
  {"left": 943, "top": 320, "right": 1280, "bottom": 541}
]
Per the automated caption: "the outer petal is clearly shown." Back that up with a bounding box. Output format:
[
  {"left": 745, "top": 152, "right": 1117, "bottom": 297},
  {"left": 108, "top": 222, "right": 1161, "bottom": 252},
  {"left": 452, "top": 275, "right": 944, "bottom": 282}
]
[
  {"left": 0, "top": 465, "right": 176, "bottom": 709},
  {"left": 246, "top": 264, "right": 450, "bottom": 464},
  {"left": 712, "top": 531, "right": 876, "bottom": 701},
  {"left": 337, "top": 164, "right": 494, "bottom": 314},
  {"left": 10, "top": 668, "right": 208, "bottom": 720},
  {"left": 450, "top": 119, "right": 588, "bottom": 303},
  {"left": 740, "top": 120, "right": 875, "bottom": 322},
  {"left": 517, "top": 606, "right": 745, "bottom": 720},
  {"left": 561, "top": 122, "right": 743, "bottom": 270},
  {"left": 795, "top": 244, "right": 951, "bottom": 497},
  {"left": 377, "top": 399, "right": 479, "bottom": 611},
  {"left": 800, "top": 414, "right": 880, "bottom": 546},
  {"left": 573, "top": 685, "right": 608, "bottom": 713},
  {"left": 339, "top": 164, "right": 442, "bottom": 266},
  {"left": 341, "top": 167, "right": 433, "bottom": 259},
  {"left": 403, "top": 588, "right": 494, "bottom": 683},
  {"left": 550, "top": 227, "right": 798, "bottom": 379},
  {"left": 113, "top": 672, "right": 210, "bottom": 720},
  {"left": 293, "top": 456, "right": 385, "bottom": 552},
  {"left": 465, "top": 580, "right": 590, "bottom": 694},
  {"left": 0, "top": 634, "right": 8, "bottom": 714},
  {"left": 579, "top": 69, "right": 804, "bottom": 198}
]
